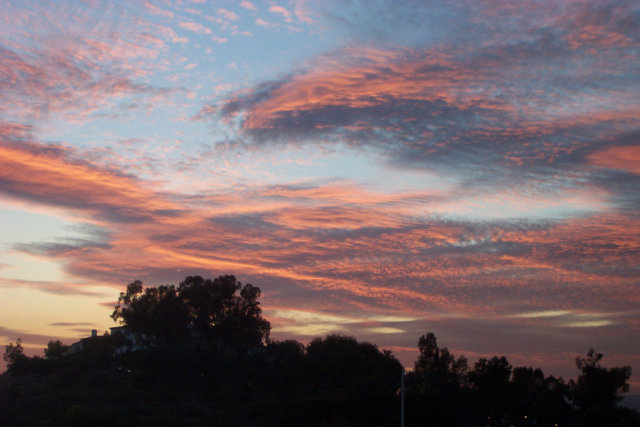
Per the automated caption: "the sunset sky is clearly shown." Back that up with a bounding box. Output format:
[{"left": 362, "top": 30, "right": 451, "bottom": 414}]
[{"left": 1, "top": 0, "right": 639, "bottom": 387}]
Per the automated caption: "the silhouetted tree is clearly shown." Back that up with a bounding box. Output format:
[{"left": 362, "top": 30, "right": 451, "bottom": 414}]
[
  {"left": 414, "top": 332, "right": 468, "bottom": 390},
  {"left": 111, "top": 280, "right": 189, "bottom": 348},
  {"left": 571, "top": 348, "right": 632, "bottom": 425},
  {"left": 44, "top": 340, "right": 68, "bottom": 360},
  {"left": 111, "top": 275, "right": 270, "bottom": 350},
  {"left": 306, "top": 334, "right": 401, "bottom": 386},
  {"left": 510, "top": 366, "right": 571, "bottom": 424},
  {"left": 304, "top": 334, "right": 402, "bottom": 425},
  {"left": 2, "top": 323, "right": 639, "bottom": 426},
  {"left": 177, "top": 275, "right": 270, "bottom": 349},
  {"left": 264, "top": 340, "right": 306, "bottom": 386},
  {"left": 3, "top": 339, "right": 29, "bottom": 373},
  {"left": 407, "top": 332, "right": 470, "bottom": 425},
  {"left": 469, "top": 356, "right": 513, "bottom": 422}
]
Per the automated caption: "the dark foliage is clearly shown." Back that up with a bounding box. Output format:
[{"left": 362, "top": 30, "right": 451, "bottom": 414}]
[
  {"left": 406, "top": 332, "right": 471, "bottom": 426},
  {"left": 3, "top": 339, "right": 29, "bottom": 374},
  {"left": 0, "top": 334, "right": 403, "bottom": 426},
  {"left": 111, "top": 275, "right": 271, "bottom": 349},
  {"left": 44, "top": 340, "right": 69, "bottom": 360},
  {"left": 570, "top": 348, "right": 634, "bottom": 426},
  {"left": 2, "top": 277, "right": 638, "bottom": 426}
]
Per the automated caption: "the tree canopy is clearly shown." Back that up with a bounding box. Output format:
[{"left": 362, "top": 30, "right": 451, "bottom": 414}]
[
  {"left": 414, "top": 332, "right": 468, "bottom": 391},
  {"left": 110, "top": 275, "right": 270, "bottom": 349},
  {"left": 44, "top": 340, "right": 68, "bottom": 360},
  {"left": 3, "top": 339, "right": 28, "bottom": 373},
  {"left": 571, "top": 348, "right": 633, "bottom": 424}
]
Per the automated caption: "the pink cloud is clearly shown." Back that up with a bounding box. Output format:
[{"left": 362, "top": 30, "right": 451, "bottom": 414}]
[
  {"left": 151, "top": 23, "right": 190, "bottom": 43},
  {"left": 269, "top": 5, "right": 293, "bottom": 22},
  {"left": 293, "top": 0, "right": 314, "bottom": 24},
  {"left": 143, "top": 1, "right": 175, "bottom": 20},
  {"left": 220, "top": 47, "right": 496, "bottom": 132},
  {"left": 560, "top": 1, "right": 637, "bottom": 49},
  {"left": 178, "top": 21, "right": 213, "bottom": 35},
  {"left": 217, "top": 8, "right": 240, "bottom": 21},
  {"left": 240, "top": 1, "right": 256, "bottom": 11},
  {"left": 0, "top": 6, "right": 176, "bottom": 123},
  {"left": 0, "top": 140, "right": 183, "bottom": 223},
  {"left": 589, "top": 145, "right": 640, "bottom": 174}
]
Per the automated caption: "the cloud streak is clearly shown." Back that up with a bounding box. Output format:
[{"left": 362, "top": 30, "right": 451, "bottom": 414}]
[{"left": 0, "top": 137, "right": 184, "bottom": 224}]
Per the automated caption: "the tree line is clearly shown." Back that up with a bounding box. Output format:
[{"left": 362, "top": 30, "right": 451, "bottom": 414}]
[{"left": 2, "top": 275, "right": 638, "bottom": 426}]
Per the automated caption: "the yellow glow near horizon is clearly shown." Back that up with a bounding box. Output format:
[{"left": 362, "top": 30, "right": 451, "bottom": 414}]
[{"left": 0, "top": 286, "right": 113, "bottom": 344}]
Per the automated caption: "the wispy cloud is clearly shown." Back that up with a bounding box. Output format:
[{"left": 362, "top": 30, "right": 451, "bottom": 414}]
[
  {"left": 0, "top": 3, "right": 178, "bottom": 123},
  {"left": 49, "top": 322, "right": 95, "bottom": 327},
  {"left": 588, "top": 145, "right": 640, "bottom": 174},
  {"left": 0, "top": 277, "right": 103, "bottom": 297},
  {"left": 269, "top": 5, "right": 293, "bottom": 22},
  {"left": 217, "top": 8, "right": 240, "bottom": 21},
  {"left": 0, "top": 138, "right": 185, "bottom": 223},
  {"left": 178, "top": 21, "right": 213, "bottom": 35},
  {"left": 144, "top": 1, "right": 174, "bottom": 20}
]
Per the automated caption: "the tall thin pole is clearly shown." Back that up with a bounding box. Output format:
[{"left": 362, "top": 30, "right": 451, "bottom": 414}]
[{"left": 401, "top": 367, "right": 405, "bottom": 427}]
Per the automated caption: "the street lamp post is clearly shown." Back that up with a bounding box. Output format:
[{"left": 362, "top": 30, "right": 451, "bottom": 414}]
[{"left": 401, "top": 367, "right": 405, "bottom": 427}]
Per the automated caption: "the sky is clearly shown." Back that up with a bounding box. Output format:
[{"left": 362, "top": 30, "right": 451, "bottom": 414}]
[{"left": 0, "top": 0, "right": 639, "bottom": 388}]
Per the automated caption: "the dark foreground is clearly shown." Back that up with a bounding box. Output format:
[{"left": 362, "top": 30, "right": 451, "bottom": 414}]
[{"left": 2, "top": 334, "right": 639, "bottom": 426}]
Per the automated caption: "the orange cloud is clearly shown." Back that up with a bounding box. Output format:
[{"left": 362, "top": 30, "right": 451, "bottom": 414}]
[
  {"left": 232, "top": 47, "right": 487, "bottom": 131},
  {"left": 588, "top": 145, "right": 640, "bottom": 174},
  {"left": 0, "top": 142, "right": 182, "bottom": 223}
]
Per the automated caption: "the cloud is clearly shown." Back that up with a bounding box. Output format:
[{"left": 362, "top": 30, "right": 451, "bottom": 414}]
[
  {"left": 0, "top": 277, "right": 104, "bottom": 297},
  {"left": 269, "top": 5, "right": 293, "bottom": 22},
  {"left": 561, "top": 0, "right": 640, "bottom": 49},
  {"left": 214, "top": 40, "right": 637, "bottom": 166},
  {"left": 144, "top": 1, "right": 174, "bottom": 20},
  {"left": 293, "top": 1, "right": 314, "bottom": 25},
  {"left": 49, "top": 322, "right": 95, "bottom": 327},
  {"left": 254, "top": 18, "right": 270, "bottom": 27},
  {"left": 0, "top": 2, "right": 180, "bottom": 124},
  {"left": 217, "top": 8, "right": 240, "bottom": 21},
  {"left": 0, "top": 326, "right": 65, "bottom": 345},
  {"left": 240, "top": 1, "right": 257, "bottom": 11},
  {"left": 11, "top": 226, "right": 113, "bottom": 258},
  {"left": 588, "top": 145, "right": 640, "bottom": 174},
  {"left": 0, "top": 137, "right": 186, "bottom": 223},
  {"left": 178, "top": 21, "right": 213, "bottom": 35}
]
